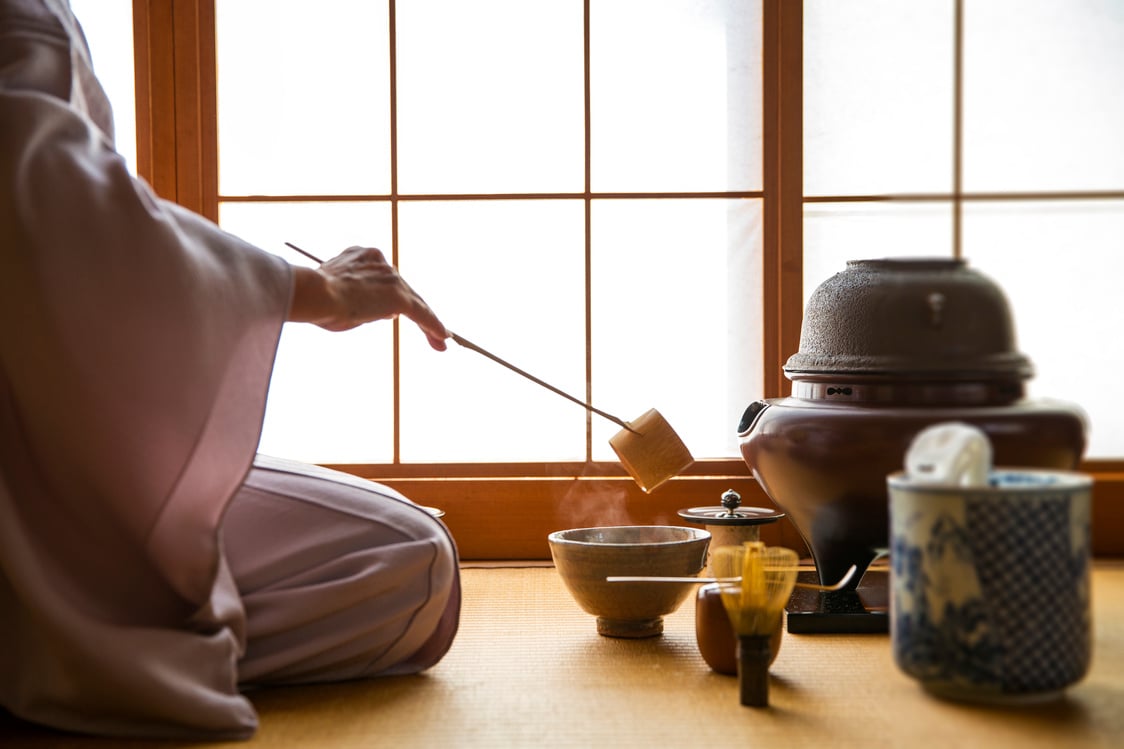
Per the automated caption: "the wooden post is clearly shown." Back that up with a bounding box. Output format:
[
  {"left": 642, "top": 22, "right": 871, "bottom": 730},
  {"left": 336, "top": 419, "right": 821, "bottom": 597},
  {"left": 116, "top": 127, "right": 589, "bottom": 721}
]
[{"left": 132, "top": 0, "right": 217, "bottom": 220}]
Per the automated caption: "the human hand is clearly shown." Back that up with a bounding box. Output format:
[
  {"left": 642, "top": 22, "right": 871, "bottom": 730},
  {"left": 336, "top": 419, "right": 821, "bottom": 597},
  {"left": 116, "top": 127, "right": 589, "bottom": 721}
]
[{"left": 290, "top": 246, "right": 448, "bottom": 350}]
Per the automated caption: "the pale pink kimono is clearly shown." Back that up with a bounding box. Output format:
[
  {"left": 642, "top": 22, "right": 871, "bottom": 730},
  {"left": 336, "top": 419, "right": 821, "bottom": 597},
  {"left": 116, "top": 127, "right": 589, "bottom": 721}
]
[{"left": 0, "top": 0, "right": 459, "bottom": 739}]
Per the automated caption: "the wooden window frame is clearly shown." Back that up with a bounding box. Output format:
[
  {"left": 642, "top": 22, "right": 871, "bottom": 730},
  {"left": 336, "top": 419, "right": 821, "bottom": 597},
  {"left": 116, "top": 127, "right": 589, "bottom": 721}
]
[{"left": 131, "top": 0, "right": 1123, "bottom": 559}]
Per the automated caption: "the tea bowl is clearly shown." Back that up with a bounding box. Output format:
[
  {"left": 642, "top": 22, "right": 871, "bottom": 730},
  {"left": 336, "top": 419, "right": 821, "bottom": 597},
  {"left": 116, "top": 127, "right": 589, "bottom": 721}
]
[{"left": 548, "top": 525, "right": 710, "bottom": 638}]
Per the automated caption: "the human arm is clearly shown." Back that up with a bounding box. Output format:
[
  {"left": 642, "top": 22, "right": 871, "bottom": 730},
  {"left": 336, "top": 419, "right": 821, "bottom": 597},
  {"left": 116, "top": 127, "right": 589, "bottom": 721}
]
[{"left": 287, "top": 245, "right": 449, "bottom": 351}]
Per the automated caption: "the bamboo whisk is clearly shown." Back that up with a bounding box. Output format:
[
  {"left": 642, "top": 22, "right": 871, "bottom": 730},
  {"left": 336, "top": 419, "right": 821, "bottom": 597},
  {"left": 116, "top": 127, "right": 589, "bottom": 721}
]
[{"left": 710, "top": 542, "right": 800, "bottom": 707}]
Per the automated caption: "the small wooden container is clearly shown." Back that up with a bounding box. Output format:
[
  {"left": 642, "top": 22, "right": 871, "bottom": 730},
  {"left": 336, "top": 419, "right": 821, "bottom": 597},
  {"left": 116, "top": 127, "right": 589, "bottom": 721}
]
[{"left": 695, "top": 582, "right": 783, "bottom": 676}]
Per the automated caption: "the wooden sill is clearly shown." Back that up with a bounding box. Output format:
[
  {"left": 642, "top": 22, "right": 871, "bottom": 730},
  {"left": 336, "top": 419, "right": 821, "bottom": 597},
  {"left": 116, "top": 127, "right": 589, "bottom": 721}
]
[{"left": 328, "top": 459, "right": 1124, "bottom": 561}]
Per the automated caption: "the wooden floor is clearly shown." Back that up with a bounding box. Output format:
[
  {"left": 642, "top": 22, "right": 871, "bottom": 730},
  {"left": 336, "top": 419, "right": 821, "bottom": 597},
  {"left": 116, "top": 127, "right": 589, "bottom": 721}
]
[{"left": 4, "top": 563, "right": 1124, "bottom": 748}]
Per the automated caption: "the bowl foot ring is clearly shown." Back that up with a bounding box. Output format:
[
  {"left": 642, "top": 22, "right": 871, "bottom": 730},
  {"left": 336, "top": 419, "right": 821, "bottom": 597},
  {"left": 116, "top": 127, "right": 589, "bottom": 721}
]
[{"left": 597, "top": 616, "right": 663, "bottom": 638}]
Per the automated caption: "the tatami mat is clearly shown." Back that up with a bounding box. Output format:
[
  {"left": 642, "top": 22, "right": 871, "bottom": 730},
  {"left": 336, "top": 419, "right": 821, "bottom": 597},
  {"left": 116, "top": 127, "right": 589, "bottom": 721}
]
[{"left": 4, "top": 565, "right": 1124, "bottom": 748}]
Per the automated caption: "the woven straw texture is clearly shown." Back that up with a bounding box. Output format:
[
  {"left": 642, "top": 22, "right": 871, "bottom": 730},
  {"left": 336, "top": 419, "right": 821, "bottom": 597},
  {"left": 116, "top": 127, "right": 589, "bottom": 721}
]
[{"left": 3, "top": 564, "right": 1123, "bottom": 748}]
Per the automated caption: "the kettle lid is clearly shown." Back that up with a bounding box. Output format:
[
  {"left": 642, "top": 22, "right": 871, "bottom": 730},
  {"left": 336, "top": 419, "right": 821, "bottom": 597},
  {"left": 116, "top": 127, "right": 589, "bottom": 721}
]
[{"left": 783, "top": 258, "right": 1033, "bottom": 381}]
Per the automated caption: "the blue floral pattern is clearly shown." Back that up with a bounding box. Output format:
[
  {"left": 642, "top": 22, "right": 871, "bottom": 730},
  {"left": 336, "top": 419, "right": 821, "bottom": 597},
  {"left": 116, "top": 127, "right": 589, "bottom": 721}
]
[{"left": 890, "top": 475, "right": 1092, "bottom": 699}]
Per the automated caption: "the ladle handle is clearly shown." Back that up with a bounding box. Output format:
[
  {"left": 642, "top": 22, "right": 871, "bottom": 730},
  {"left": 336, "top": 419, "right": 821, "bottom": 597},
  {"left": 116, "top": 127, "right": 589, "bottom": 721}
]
[
  {"left": 449, "top": 332, "right": 637, "bottom": 433},
  {"left": 282, "top": 244, "right": 638, "bottom": 434}
]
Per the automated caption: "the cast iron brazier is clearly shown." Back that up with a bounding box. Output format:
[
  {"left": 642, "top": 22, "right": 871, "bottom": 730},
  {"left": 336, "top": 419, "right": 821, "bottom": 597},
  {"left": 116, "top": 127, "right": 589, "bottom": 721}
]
[{"left": 737, "top": 258, "right": 1086, "bottom": 631}]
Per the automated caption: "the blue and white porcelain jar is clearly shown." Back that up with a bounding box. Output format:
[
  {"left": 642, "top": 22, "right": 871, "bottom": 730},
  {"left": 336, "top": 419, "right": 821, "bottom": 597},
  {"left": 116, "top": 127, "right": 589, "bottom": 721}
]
[{"left": 887, "top": 469, "right": 1093, "bottom": 703}]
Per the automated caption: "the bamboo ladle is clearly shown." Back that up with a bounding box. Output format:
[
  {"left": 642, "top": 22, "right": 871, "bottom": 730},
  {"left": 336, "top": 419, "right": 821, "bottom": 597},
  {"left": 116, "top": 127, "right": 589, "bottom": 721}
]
[{"left": 284, "top": 243, "right": 694, "bottom": 492}]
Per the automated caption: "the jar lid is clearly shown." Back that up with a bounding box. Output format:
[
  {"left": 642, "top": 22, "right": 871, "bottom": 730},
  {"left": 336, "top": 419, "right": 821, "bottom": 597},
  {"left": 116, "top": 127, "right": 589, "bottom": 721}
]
[
  {"left": 678, "top": 506, "right": 786, "bottom": 526},
  {"left": 678, "top": 489, "right": 785, "bottom": 526}
]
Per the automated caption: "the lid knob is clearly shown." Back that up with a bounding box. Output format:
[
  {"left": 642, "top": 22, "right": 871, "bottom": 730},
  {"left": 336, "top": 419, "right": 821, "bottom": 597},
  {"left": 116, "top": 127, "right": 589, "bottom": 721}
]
[{"left": 721, "top": 489, "right": 742, "bottom": 516}]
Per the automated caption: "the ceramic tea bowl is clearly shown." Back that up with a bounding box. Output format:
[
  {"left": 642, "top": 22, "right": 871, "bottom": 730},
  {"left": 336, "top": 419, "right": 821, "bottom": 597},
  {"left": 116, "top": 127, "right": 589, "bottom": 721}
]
[{"left": 548, "top": 525, "right": 710, "bottom": 638}]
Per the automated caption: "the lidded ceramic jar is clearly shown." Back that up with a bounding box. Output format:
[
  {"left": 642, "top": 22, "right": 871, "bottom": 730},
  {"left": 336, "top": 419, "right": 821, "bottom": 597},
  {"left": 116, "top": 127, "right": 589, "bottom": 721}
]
[
  {"left": 738, "top": 258, "right": 1086, "bottom": 589},
  {"left": 678, "top": 489, "right": 784, "bottom": 570}
]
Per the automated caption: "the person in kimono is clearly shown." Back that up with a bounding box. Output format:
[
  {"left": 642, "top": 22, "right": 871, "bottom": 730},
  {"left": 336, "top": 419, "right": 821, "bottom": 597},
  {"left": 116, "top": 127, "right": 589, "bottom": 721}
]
[{"left": 0, "top": 0, "right": 460, "bottom": 739}]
